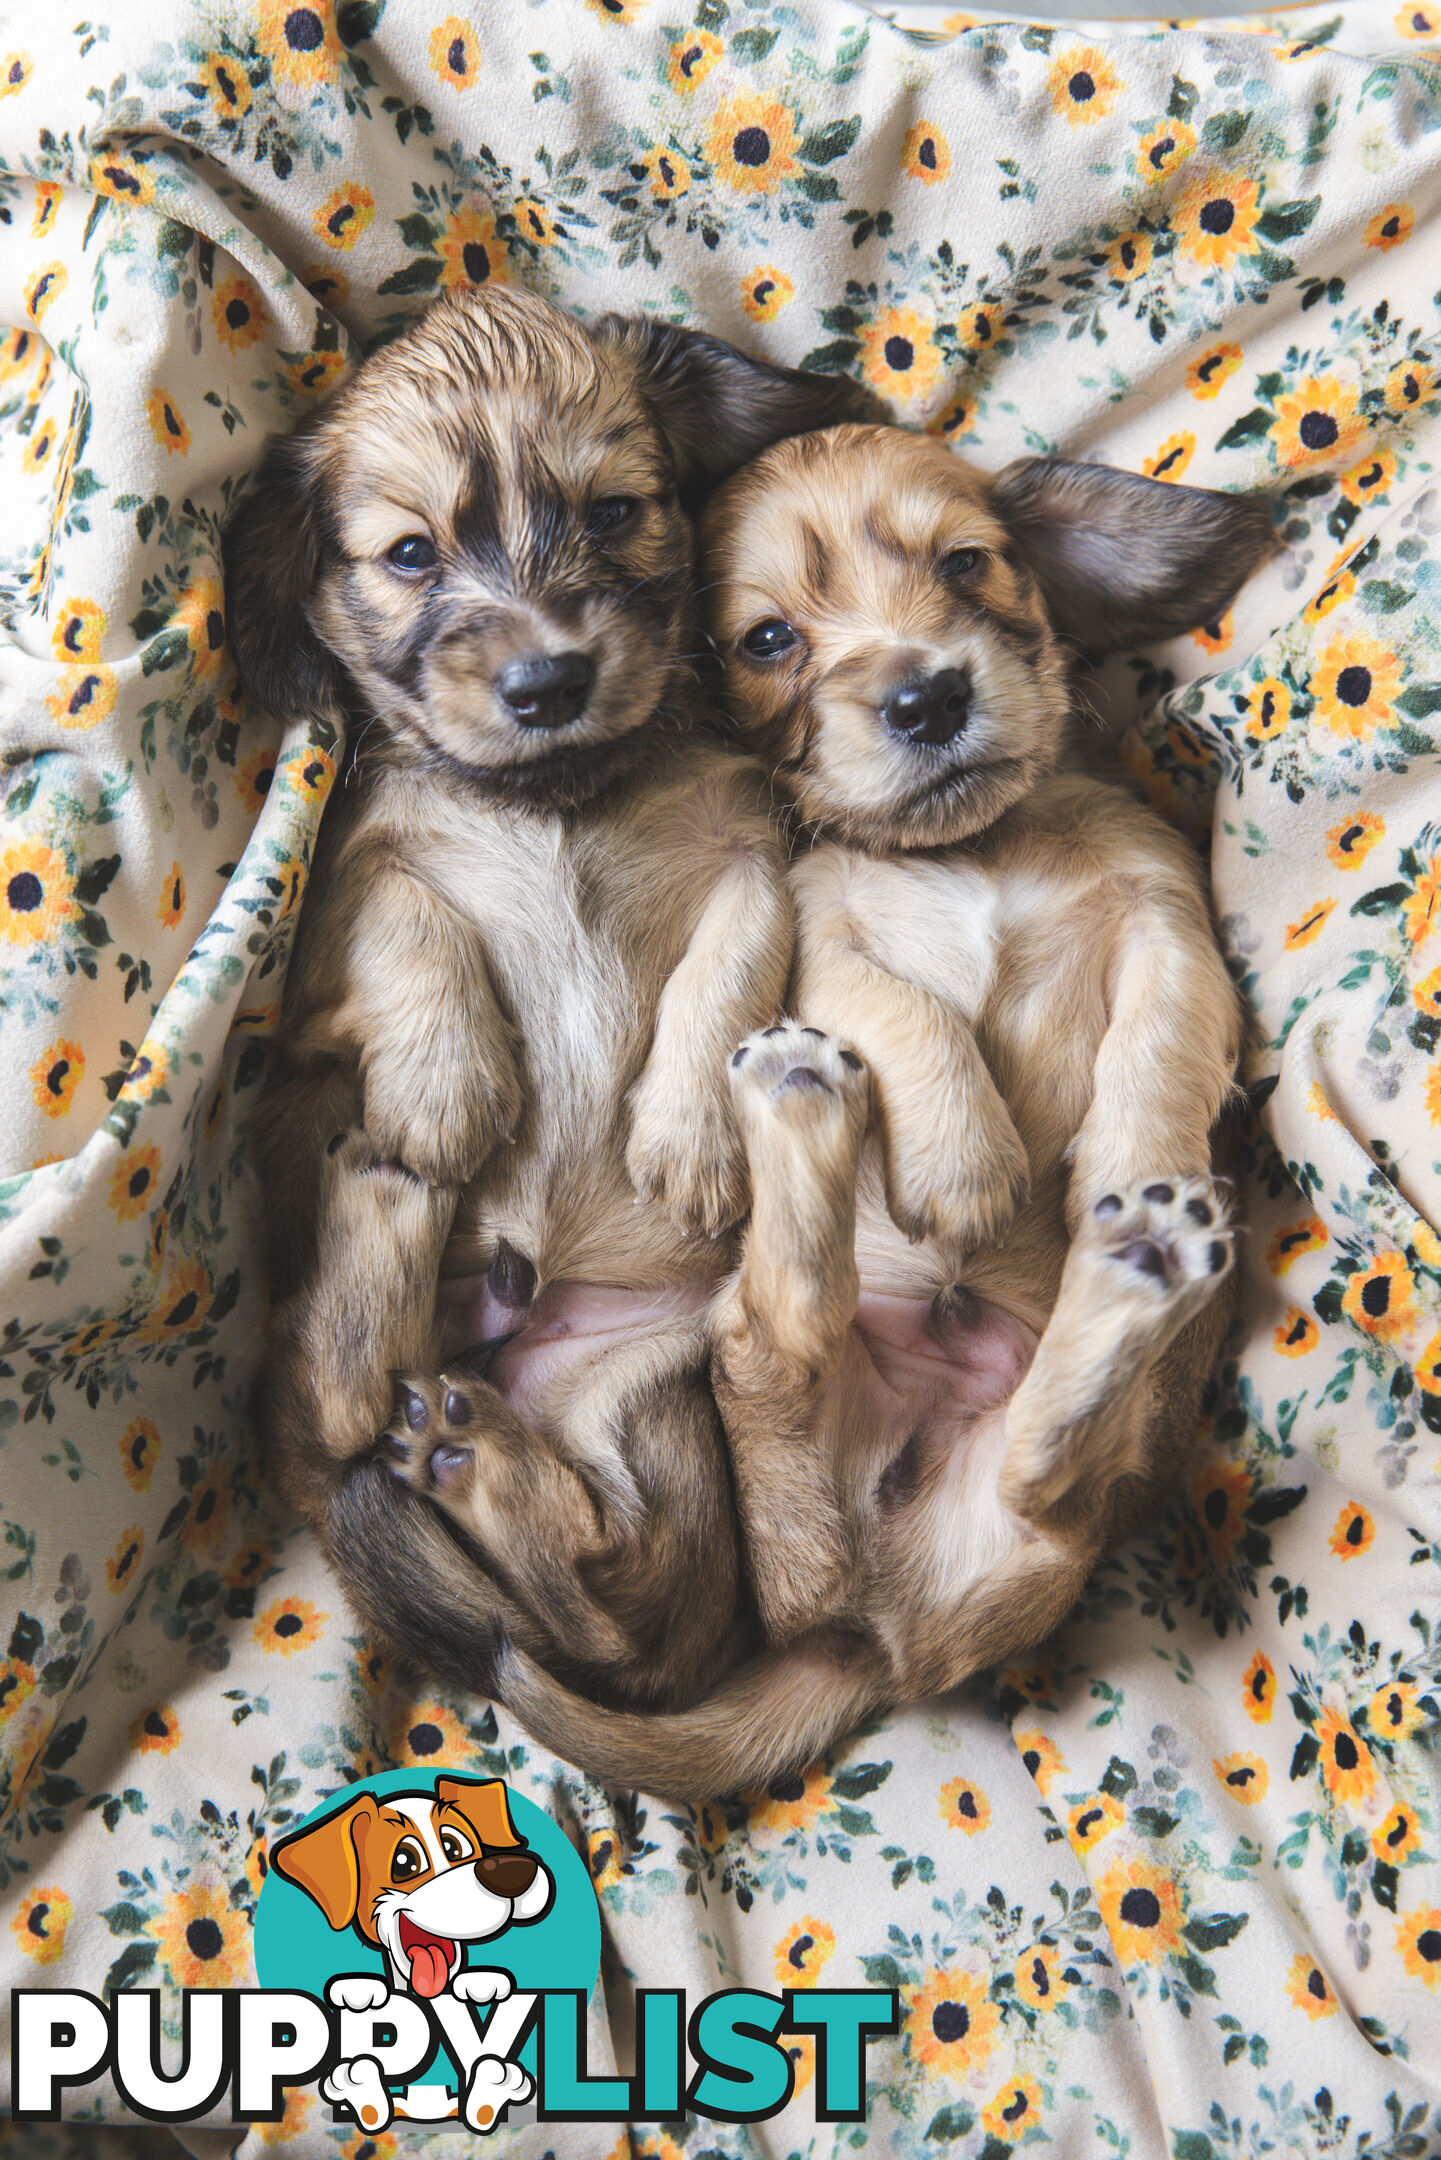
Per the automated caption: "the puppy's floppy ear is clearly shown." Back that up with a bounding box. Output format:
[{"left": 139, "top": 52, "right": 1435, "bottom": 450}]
[
  {"left": 592, "top": 314, "right": 856, "bottom": 502},
  {"left": 992, "top": 458, "right": 1276, "bottom": 654},
  {"left": 435, "top": 1775, "right": 524, "bottom": 1851},
  {"left": 224, "top": 421, "right": 343, "bottom": 726},
  {"left": 271, "top": 1793, "right": 377, "bottom": 1929}
]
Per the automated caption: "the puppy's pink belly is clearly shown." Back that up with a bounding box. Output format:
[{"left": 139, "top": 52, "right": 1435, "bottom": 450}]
[
  {"left": 436, "top": 1278, "right": 711, "bottom": 1414},
  {"left": 854, "top": 1289, "right": 1037, "bottom": 1415}
]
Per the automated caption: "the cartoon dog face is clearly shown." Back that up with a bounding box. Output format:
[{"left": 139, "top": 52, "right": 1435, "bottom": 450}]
[{"left": 272, "top": 1775, "right": 553, "bottom": 1999}]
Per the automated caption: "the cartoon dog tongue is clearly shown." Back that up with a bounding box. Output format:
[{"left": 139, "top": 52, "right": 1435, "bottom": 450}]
[{"left": 400, "top": 1918, "right": 453, "bottom": 1998}]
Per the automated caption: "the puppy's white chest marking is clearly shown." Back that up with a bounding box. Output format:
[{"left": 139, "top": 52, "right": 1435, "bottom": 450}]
[{"left": 799, "top": 848, "right": 1002, "bottom": 1018}]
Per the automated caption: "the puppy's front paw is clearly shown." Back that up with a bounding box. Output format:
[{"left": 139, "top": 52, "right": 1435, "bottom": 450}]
[
  {"left": 379, "top": 1372, "right": 487, "bottom": 1497},
  {"left": 326, "top": 1973, "right": 392, "bottom": 2014},
  {"left": 627, "top": 1068, "right": 746, "bottom": 1239},
  {"left": 463, "top": 2054, "right": 533, "bottom": 2132},
  {"left": 1084, "top": 1175, "right": 1232, "bottom": 1297},
  {"left": 363, "top": 1039, "right": 522, "bottom": 1188},
  {"left": 322, "top": 2057, "right": 392, "bottom": 2133},
  {"left": 884, "top": 1106, "right": 1030, "bottom": 1264},
  {"left": 729, "top": 1022, "right": 870, "bottom": 1142},
  {"left": 452, "top": 1967, "right": 514, "bottom": 2005}
]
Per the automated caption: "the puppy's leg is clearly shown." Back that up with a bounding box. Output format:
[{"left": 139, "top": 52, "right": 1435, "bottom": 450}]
[
  {"left": 316, "top": 865, "right": 521, "bottom": 1188},
  {"left": 1065, "top": 898, "right": 1241, "bottom": 1227},
  {"left": 266, "top": 1133, "right": 456, "bottom": 1518},
  {"left": 713, "top": 1022, "right": 871, "bottom": 1639},
  {"left": 999, "top": 1175, "right": 1232, "bottom": 1520},
  {"left": 798, "top": 925, "right": 1028, "bottom": 1266},
  {"left": 628, "top": 841, "right": 793, "bottom": 1236}
]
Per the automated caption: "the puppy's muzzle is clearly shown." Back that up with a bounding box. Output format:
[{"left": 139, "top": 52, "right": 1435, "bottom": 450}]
[
  {"left": 477, "top": 1847, "right": 540, "bottom": 1896},
  {"left": 494, "top": 651, "right": 594, "bottom": 730},
  {"left": 880, "top": 666, "right": 971, "bottom": 748}
]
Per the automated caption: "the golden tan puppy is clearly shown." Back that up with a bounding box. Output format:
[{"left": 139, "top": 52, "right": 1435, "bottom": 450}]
[
  {"left": 499, "top": 425, "right": 1273, "bottom": 1795},
  {"left": 225, "top": 285, "right": 850, "bottom": 1717}
]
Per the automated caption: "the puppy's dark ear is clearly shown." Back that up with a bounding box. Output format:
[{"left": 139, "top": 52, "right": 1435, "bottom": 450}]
[
  {"left": 593, "top": 314, "right": 856, "bottom": 502},
  {"left": 224, "top": 425, "right": 343, "bottom": 725},
  {"left": 992, "top": 459, "right": 1276, "bottom": 653}
]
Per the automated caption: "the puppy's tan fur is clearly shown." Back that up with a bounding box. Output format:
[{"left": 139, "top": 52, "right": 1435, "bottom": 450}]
[
  {"left": 501, "top": 426, "right": 1272, "bottom": 1795},
  {"left": 226, "top": 285, "right": 850, "bottom": 1714}
]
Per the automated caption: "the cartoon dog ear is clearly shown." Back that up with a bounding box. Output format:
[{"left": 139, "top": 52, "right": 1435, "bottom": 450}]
[
  {"left": 990, "top": 458, "right": 1276, "bottom": 654},
  {"left": 271, "top": 1793, "right": 378, "bottom": 1929},
  {"left": 224, "top": 419, "right": 345, "bottom": 728},
  {"left": 592, "top": 314, "right": 857, "bottom": 504},
  {"left": 435, "top": 1775, "right": 524, "bottom": 1851}
]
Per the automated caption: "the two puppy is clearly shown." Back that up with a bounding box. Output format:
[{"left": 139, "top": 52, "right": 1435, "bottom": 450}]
[{"left": 228, "top": 285, "right": 1271, "bottom": 1796}]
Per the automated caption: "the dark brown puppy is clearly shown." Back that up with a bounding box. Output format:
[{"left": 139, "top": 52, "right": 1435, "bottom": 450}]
[
  {"left": 496, "top": 426, "right": 1273, "bottom": 1796},
  {"left": 226, "top": 284, "right": 850, "bottom": 1716}
]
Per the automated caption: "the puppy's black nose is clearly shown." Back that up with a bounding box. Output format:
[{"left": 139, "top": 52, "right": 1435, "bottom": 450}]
[
  {"left": 880, "top": 667, "right": 971, "bottom": 748},
  {"left": 494, "top": 651, "right": 594, "bottom": 730},
  {"left": 478, "top": 1848, "right": 539, "bottom": 1897}
]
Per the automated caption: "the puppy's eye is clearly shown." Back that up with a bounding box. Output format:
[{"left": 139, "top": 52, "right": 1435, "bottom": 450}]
[
  {"left": 586, "top": 496, "right": 638, "bottom": 539},
  {"left": 387, "top": 534, "right": 438, "bottom": 572},
  {"left": 939, "top": 548, "right": 983, "bottom": 582},
  {"left": 391, "top": 1836, "right": 427, "bottom": 1881},
  {"left": 439, "top": 1826, "right": 474, "bottom": 1864},
  {"left": 741, "top": 620, "right": 799, "bottom": 661}
]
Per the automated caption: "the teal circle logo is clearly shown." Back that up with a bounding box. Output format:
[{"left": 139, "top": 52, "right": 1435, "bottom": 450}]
[{"left": 254, "top": 1769, "right": 599, "bottom": 2133}]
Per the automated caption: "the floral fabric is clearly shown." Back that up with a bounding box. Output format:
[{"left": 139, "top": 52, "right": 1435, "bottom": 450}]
[{"left": 1, "top": 1, "right": 1440, "bottom": 2154}]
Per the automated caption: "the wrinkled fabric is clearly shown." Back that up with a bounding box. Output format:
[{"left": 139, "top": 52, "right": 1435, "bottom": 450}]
[{"left": 1, "top": 2, "right": 1439, "bottom": 2154}]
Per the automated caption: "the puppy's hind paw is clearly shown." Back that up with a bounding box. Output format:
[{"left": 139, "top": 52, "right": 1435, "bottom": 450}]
[
  {"left": 379, "top": 1372, "right": 484, "bottom": 1494},
  {"left": 463, "top": 2055, "right": 533, "bottom": 2132},
  {"left": 322, "top": 2057, "right": 392, "bottom": 2134},
  {"left": 1087, "top": 1176, "right": 1231, "bottom": 1300},
  {"left": 730, "top": 1022, "right": 869, "bottom": 1135}
]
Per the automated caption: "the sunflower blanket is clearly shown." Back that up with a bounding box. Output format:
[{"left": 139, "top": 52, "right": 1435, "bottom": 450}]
[{"left": 2, "top": 0, "right": 1441, "bottom": 2154}]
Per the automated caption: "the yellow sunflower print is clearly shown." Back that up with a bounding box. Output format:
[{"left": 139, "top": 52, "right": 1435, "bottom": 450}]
[
  {"left": 25, "top": 262, "right": 67, "bottom": 322},
  {"left": 0, "top": 51, "right": 33, "bottom": 98},
  {"left": 706, "top": 92, "right": 801, "bottom": 195},
  {"left": 640, "top": 143, "right": 690, "bottom": 200},
  {"left": 149, "top": 1882, "right": 252, "bottom": 1988},
  {"left": 904, "top": 1967, "right": 999, "bottom": 2079},
  {"left": 1104, "top": 230, "right": 1152, "bottom": 282},
  {"left": 903, "top": 121, "right": 951, "bottom": 184},
  {"left": 747, "top": 1761, "right": 833, "bottom": 1835},
  {"left": 1329, "top": 1500, "right": 1375, "bottom": 1559},
  {"left": 106, "top": 1523, "right": 145, "bottom": 1593},
  {"left": 90, "top": 153, "right": 156, "bottom": 207},
  {"left": 258, "top": 0, "right": 342, "bottom": 89},
  {"left": 1373, "top": 1803, "right": 1421, "bottom": 1862},
  {"left": 1340, "top": 449, "right": 1397, "bottom": 506},
  {"left": 1014, "top": 1941, "right": 1069, "bottom": 2010},
  {"left": 1403, "top": 857, "right": 1441, "bottom": 945},
  {"left": 108, "top": 1144, "right": 162, "bottom": 1223},
  {"left": 1097, "top": 1857, "right": 1184, "bottom": 1965},
  {"left": 1194, "top": 1455, "right": 1251, "bottom": 1561},
  {"left": 119, "top": 1415, "right": 161, "bottom": 1492},
  {"left": 1048, "top": 46, "right": 1123, "bottom": 126},
  {"left": 1213, "top": 1752, "right": 1269, "bottom": 1804},
  {"left": 1311, "top": 631, "right": 1403, "bottom": 740},
  {"left": 1274, "top": 1306, "right": 1319, "bottom": 1357},
  {"left": 956, "top": 302, "right": 1000, "bottom": 352},
  {"left": 741, "top": 267, "right": 794, "bottom": 323},
  {"left": 1395, "top": 1907, "right": 1441, "bottom": 1989},
  {"left": 939, "top": 1774, "right": 991, "bottom": 1833},
  {"left": 21, "top": 417, "right": 57, "bottom": 474},
  {"left": 1271, "top": 376, "right": 1367, "bottom": 469},
  {"left": 1243, "top": 1649, "right": 1276, "bottom": 1723},
  {"left": 1015, "top": 1728, "right": 1066, "bottom": 1795},
  {"left": 1325, "top": 810, "right": 1385, "bottom": 868},
  {"left": 1414, "top": 964, "right": 1441, "bottom": 1019},
  {"left": 131, "top": 1704, "right": 181, "bottom": 1755},
  {"left": 1143, "top": 431, "right": 1194, "bottom": 481},
  {"left": 1137, "top": 117, "right": 1195, "bottom": 178},
  {"left": 774, "top": 1917, "right": 835, "bottom": 1988},
  {"left": 198, "top": 52, "right": 252, "bottom": 119},
  {"left": 1069, "top": 1790, "right": 1125, "bottom": 1852},
  {"left": 437, "top": 206, "right": 503, "bottom": 289},
  {"left": 982, "top": 2075, "right": 1044, "bottom": 2143},
  {"left": 1, "top": 839, "right": 75, "bottom": 945},
  {"left": 1396, "top": 1, "right": 1441, "bottom": 31},
  {"left": 385, "top": 1698, "right": 472, "bottom": 1764},
  {"left": 1187, "top": 342, "right": 1242, "bottom": 399},
  {"left": 0, "top": 1659, "right": 37, "bottom": 1721},
  {"left": 46, "top": 663, "right": 118, "bottom": 731},
  {"left": 30, "top": 1038, "right": 83, "bottom": 1117},
  {"left": 512, "top": 197, "right": 558, "bottom": 247},
  {"left": 429, "top": 17, "right": 480, "bottom": 88},
  {"left": 1173, "top": 170, "right": 1260, "bottom": 269},
  {"left": 588, "top": 1827, "right": 625, "bottom": 1892},
  {"left": 667, "top": 29, "right": 721, "bottom": 93},
  {"left": 52, "top": 596, "right": 106, "bottom": 661},
  {"left": 138, "top": 1256, "right": 215, "bottom": 1342},
  {"left": 254, "top": 1595, "right": 328, "bottom": 1657},
  {"left": 1193, "top": 610, "right": 1233, "bottom": 654},
  {"left": 1341, "top": 1251, "right": 1416, "bottom": 1342},
  {"left": 1286, "top": 1952, "right": 1338, "bottom": 2017},
  {"left": 1384, "top": 357, "right": 1437, "bottom": 416},
  {"left": 157, "top": 862, "right": 186, "bottom": 929},
  {"left": 1369, "top": 1679, "right": 1424, "bottom": 1739},
  {"left": 1306, "top": 563, "right": 1356, "bottom": 624},
  {"left": 1366, "top": 203, "right": 1414, "bottom": 250},
  {"left": 1318, "top": 1700, "right": 1377, "bottom": 1806},
  {"left": 11, "top": 1887, "right": 71, "bottom": 1965},
  {"left": 1284, "top": 897, "right": 1335, "bottom": 950},
  {"left": 860, "top": 306, "right": 942, "bottom": 404},
  {"left": 146, "top": 386, "right": 191, "bottom": 454},
  {"left": 62, "top": 1317, "right": 115, "bottom": 1363},
  {"left": 1244, "top": 677, "right": 1290, "bottom": 741},
  {"left": 211, "top": 273, "right": 266, "bottom": 352},
  {"left": 314, "top": 183, "right": 374, "bottom": 250}
]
